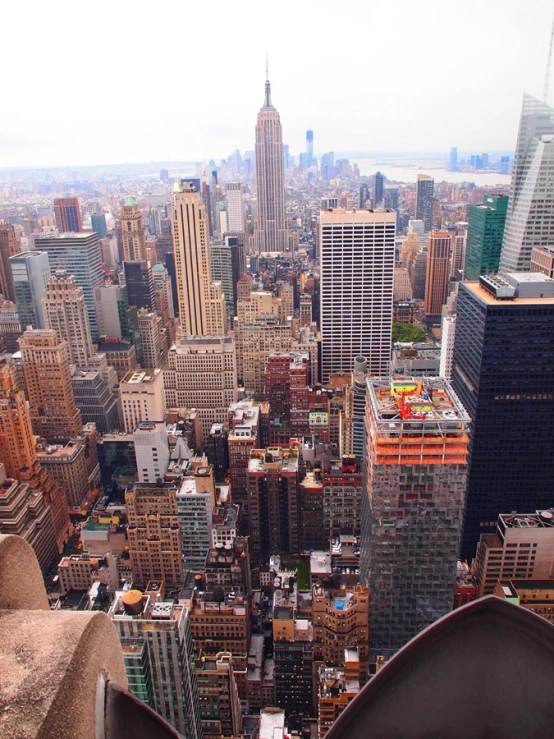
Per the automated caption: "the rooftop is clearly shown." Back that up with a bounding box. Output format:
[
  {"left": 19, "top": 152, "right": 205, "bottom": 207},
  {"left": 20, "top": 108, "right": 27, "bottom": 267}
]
[
  {"left": 466, "top": 277, "right": 554, "bottom": 305},
  {"left": 259, "top": 709, "right": 285, "bottom": 739},
  {"left": 367, "top": 376, "right": 469, "bottom": 432},
  {"left": 248, "top": 447, "right": 298, "bottom": 473},
  {"left": 500, "top": 509, "right": 554, "bottom": 529},
  {"left": 121, "top": 369, "right": 162, "bottom": 385}
]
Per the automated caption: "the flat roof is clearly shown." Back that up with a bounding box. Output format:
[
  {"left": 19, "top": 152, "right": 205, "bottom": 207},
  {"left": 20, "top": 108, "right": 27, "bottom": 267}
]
[{"left": 463, "top": 280, "right": 554, "bottom": 306}]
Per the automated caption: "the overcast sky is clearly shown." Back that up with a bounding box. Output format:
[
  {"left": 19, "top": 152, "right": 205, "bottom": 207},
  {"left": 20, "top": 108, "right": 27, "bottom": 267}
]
[{"left": 1, "top": 0, "right": 552, "bottom": 168}]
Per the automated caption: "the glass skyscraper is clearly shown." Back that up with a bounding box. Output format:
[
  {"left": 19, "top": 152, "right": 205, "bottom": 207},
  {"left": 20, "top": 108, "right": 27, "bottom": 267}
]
[{"left": 464, "top": 194, "right": 508, "bottom": 280}]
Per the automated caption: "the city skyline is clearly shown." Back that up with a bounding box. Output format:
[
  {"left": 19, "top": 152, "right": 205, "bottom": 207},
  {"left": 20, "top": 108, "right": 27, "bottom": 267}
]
[{"left": 1, "top": 0, "right": 552, "bottom": 168}]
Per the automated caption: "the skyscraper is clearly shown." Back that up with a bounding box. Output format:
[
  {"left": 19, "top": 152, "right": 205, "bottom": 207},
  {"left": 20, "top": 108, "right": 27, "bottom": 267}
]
[
  {"left": 90, "top": 213, "right": 108, "bottom": 239},
  {"left": 54, "top": 197, "right": 83, "bottom": 233},
  {"left": 9, "top": 251, "right": 51, "bottom": 329},
  {"left": 120, "top": 197, "right": 146, "bottom": 262},
  {"left": 34, "top": 233, "right": 103, "bottom": 339},
  {"left": 449, "top": 147, "right": 458, "bottom": 171},
  {"left": 171, "top": 181, "right": 226, "bottom": 335},
  {"left": 500, "top": 94, "right": 554, "bottom": 273},
  {"left": 306, "top": 129, "right": 314, "bottom": 167},
  {"left": 464, "top": 195, "right": 508, "bottom": 280},
  {"left": 123, "top": 260, "right": 155, "bottom": 311},
  {"left": 226, "top": 183, "right": 246, "bottom": 235},
  {"left": 423, "top": 231, "right": 451, "bottom": 318},
  {"left": 19, "top": 328, "right": 83, "bottom": 444},
  {"left": 415, "top": 174, "right": 434, "bottom": 232},
  {"left": 451, "top": 274, "right": 554, "bottom": 559},
  {"left": 110, "top": 588, "right": 202, "bottom": 739},
  {"left": 254, "top": 71, "right": 288, "bottom": 253},
  {"left": 126, "top": 481, "right": 183, "bottom": 588},
  {"left": 0, "top": 220, "right": 20, "bottom": 301},
  {"left": 361, "top": 376, "right": 469, "bottom": 659},
  {"left": 319, "top": 209, "right": 395, "bottom": 383},
  {"left": 43, "top": 270, "right": 94, "bottom": 368},
  {"left": 373, "top": 172, "right": 384, "bottom": 208}
]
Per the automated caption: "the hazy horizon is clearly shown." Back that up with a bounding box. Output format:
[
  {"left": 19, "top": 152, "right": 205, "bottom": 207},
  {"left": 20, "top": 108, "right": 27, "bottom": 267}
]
[{"left": 1, "top": 0, "right": 551, "bottom": 168}]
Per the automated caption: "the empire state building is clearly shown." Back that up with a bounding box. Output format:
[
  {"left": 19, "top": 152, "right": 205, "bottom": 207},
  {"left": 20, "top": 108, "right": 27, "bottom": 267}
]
[{"left": 254, "top": 73, "right": 288, "bottom": 253}]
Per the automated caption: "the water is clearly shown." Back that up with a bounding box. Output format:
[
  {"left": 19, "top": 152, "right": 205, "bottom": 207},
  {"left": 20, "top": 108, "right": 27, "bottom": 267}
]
[{"left": 351, "top": 158, "right": 512, "bottom": 187}]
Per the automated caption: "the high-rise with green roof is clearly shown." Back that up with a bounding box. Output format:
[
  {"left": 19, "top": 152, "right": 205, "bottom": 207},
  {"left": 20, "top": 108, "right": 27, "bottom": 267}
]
[{"left": 464, "top": 194, "right": 508, "bottom": 280}]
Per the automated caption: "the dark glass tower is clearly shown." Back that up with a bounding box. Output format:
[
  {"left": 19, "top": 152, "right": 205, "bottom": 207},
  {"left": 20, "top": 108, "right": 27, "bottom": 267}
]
[
  {"left": 123, "top": 261, "right": 154, "bottom": 311},
  {"left": 451, "top": 276, "right": 554, "bottom": 559},
  {"left": 374, "top": 171, "right": 384, "bottom": 207},
  {"left": 415, "top": 175, "right": 434, "bottom": 231}
]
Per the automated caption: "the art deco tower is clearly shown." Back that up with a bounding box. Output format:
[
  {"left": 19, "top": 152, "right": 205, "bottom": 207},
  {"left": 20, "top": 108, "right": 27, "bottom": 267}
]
[
  {"left": 254, "top": 70, "right": 288, "bottom": 253},
  {"left": 0, "top": 220, "right": 20, "bottom": 302},
  {"left": 43, "top": 270, "right": 94, "bottom": 368},
  {"left": 171, "top": 181, "right": 226, "bottom": 335},
  {"left": 120, "top": 197, "right": 147, "bottom": 262}
]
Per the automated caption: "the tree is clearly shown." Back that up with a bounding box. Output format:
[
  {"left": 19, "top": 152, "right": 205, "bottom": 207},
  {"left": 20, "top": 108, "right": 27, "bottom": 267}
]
[{"left": 392, "top": 322, "right": 427, "bottom": 343}]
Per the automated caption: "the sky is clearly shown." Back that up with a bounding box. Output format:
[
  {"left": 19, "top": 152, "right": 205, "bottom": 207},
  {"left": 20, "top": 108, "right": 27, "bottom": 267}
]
[{"left": 1, "top": 0, "right": 553, "bottom": 168}]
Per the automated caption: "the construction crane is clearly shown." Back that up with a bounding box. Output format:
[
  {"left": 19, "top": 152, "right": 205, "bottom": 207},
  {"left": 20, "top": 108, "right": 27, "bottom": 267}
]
[{"left": 544, "top": 16, "right": 554, "bottom": 104}]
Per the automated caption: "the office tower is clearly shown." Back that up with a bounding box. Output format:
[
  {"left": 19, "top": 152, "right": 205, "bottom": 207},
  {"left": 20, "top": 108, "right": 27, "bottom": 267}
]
[
  {"left": 449, "top": 147, "right": 458, "bottom": 171},
  {"left": 361, "top": 377, "right": 469, "bottom": 659},
  {"left": 384, "top": 186, "right": 399, "bottom": 211},
  {"left": 0, "top": 467, "right": 58, "bottom": 572},
  {"left": 236, "top": 318, "right": 293, "bottom": 396},
  {"left": 423, "top": 231, "right": 451, "bottom": 318},
  {"left": 90, "top": 213, "right": 107, "bottom": 239},
  {"left": 451, "top": 274, "right": 554, "bottom": 558},
  {"left": 137, "top": 309, "right": 165, "bottom": 368},
  {"left": 19, "top": 328, "right": 83, "bottom": 443},
  {"left": 171, "top": 182, "right": 226, "bottom": 334},
  {"left": 359, "top": 184, "right": 370, "bottom": 209},
  {"left": 394, "top": 267, "right": 413, "bottom": 301},
  {"left": 374, "top": 171, "right": 384, "bottom": 208},
  {"left": 500, "top": 95, "right": 554, "bottom": 272},
  {"left": 54, "top": 197, "right": 82, "bottom": 233},
  {"left": 9, "top": 251, "right": 51, "bottom": 329},
  {"left": 254, "top": 72, "right": 288, "bottom": 253},
  {"left": 37, "top": 437, "right": 90, "bottom": 509},
  {"left": 153, "top": 263, "right": 176, "bottom": 324},
  {"left": 71, "top": 369, "right": 120, "bottom": 433},
  {"left": 319, "top": 209, "right": 395, "bottom": 383},
  {"left": 34, "top": 233, "right": 103, "bottom": 339},
  {"left": 227, "top": 399, "right": 260, "bottom": 515},
  {"left": 415, "top": 174, "right": 434, "bottom": 232},
  {"left": 500, "top": 155, "right": 510, "bottom": 173},
  {"left": 196, "top": 652, "right": 242, "bottom": 739},
  {"left": 0, "top": 302, "right": 21, "bottom": 352},
  {"left": 120, "top": 197, "right": 146, "bottom": 262},
  {"left": 323, "top": 456, "right": 362, "bottom": 538},
  {"left": 226, "top": 183, "right": 246, "bottom": 235},
  {"left": 164, "top": 334, "right": 238, "bottom": 435},
  {"left": 123, "top": 260, "right": 155, "bottom": 311},
  {"left": 204, "top": 423, "right": 229, "bottom": 483},
  {"left": 133, "top": 421, "right": 170, "bottom": 483},
  {"left": 306, "top": 129, "right": 314, "bottom": 167},
  {"left": 120, "top": 368, "right": 166, "bottom": 433},
  {"left": 126, "top": 480, "right": 183, "bottom": 587},
  {"left": 176, "top": 457, "right": 216, "bottom": 574},
  {"left": 94, "top": 284, "right": 127, "bottom": 339},
  {"left": 163, "top": 251, "right": 180, "bottom": 317},
  {"left": 184, "top": 586, "right": 251, "bottom": 705},
  {"left": 211, "top": 236, "right": 245, "bottom": 316},
  {"left": 0, "top": 353, "right": 69, "bottom": 558},
  {"left": 439, "top": 313, "right": 456, "bottom": 381},
  {"left": 248, "top": 446, "right": 300, "bottom": 559},
  {"left": 43, "top": 270, "right": 94, "bottom": 368},
  {"left": 473, "top": 508, "right": 554, "bottom": 597},
  {"left": 465, "top": 195, "right": 508, "bottom": 280},
  {"left": 272, "top": 573, "right": 314, "bottom": 728},
  {"left": 110, "top": 589, "right": 202, "bottom": 739},
  {"left": 0, "top": 220, "right": 19, "bottom": 301}
]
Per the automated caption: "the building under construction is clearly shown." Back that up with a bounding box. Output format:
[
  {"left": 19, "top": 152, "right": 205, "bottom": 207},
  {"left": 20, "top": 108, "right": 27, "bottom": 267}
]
[{"left": 360, "top": 376, "right": 470, "bottom": 660}]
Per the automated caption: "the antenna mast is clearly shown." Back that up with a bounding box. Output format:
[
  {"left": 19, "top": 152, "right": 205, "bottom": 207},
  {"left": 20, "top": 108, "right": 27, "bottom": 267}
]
[{"left": 544, "top": 16, "right": 554, "bottom": 103}]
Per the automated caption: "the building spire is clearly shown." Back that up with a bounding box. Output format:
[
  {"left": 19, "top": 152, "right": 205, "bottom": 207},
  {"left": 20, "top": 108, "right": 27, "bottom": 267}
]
[{"left": 264, "top": 52, "right": 272, "bottom": 108}]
